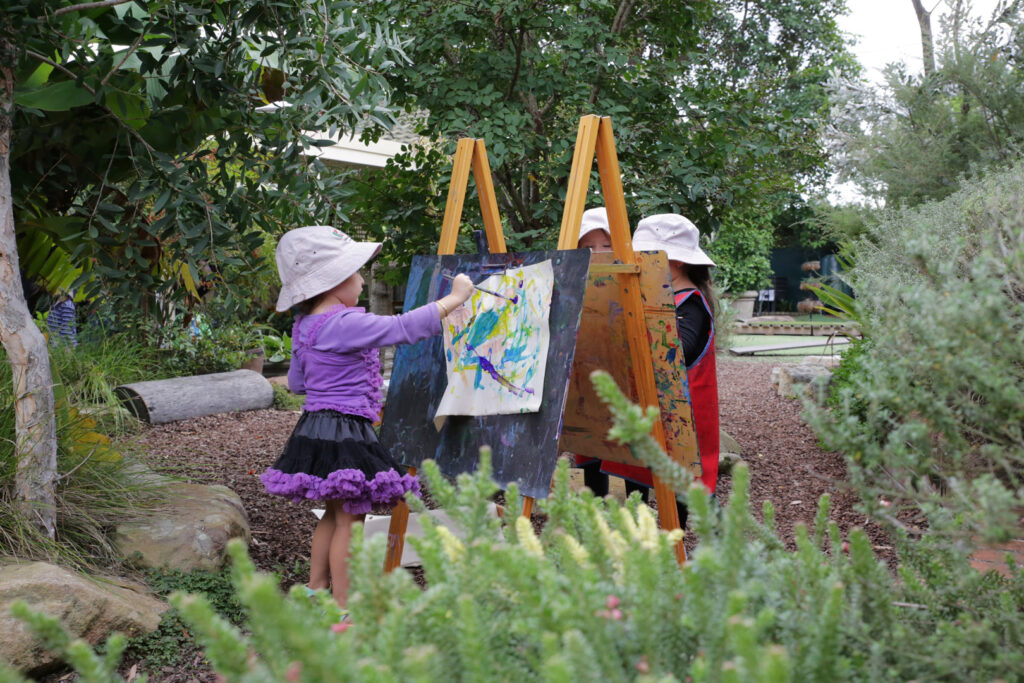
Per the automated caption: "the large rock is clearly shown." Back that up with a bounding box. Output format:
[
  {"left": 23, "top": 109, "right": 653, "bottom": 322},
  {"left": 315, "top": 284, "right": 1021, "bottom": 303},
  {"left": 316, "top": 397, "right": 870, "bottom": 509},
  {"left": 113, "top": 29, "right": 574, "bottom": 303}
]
[
  {"left": 0, "top": 562, "right": 166, "bottom": 676},
  {"left": 114, "top": 482, "right": 250, "bottom": 571},
  {"left": 771, "top": 363, "right": 833, "bottom": 399}
]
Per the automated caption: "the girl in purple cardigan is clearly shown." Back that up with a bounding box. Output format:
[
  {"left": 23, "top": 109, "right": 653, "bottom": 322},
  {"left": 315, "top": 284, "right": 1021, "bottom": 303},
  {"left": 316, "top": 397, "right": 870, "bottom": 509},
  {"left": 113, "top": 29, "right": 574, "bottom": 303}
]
[{"left": 261, "top": 226, "right": 473, "bottom": 609}]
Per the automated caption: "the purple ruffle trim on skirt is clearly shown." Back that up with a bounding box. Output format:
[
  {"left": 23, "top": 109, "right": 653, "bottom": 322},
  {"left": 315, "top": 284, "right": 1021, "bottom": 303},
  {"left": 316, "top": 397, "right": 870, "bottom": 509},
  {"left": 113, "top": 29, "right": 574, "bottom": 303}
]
[{"left": 260, "top": 467, "right": 420, "bottom": 514}]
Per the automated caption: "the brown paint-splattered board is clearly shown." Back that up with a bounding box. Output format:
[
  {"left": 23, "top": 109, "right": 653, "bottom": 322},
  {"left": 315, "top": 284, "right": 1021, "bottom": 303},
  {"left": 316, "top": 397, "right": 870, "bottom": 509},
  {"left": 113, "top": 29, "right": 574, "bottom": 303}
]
[{"left": 558, "top": 251, "right": 702, "bottom": 480}]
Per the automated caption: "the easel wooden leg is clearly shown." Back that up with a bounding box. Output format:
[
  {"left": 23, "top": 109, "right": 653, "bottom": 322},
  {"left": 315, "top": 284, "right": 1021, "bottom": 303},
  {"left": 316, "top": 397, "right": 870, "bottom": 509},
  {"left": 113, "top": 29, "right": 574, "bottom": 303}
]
[
  {"left": 384, "top": 467, "right": 417, "bottom": 573},
  {"left": 653, "top": 480, "right": 687, "bottom": 563}
]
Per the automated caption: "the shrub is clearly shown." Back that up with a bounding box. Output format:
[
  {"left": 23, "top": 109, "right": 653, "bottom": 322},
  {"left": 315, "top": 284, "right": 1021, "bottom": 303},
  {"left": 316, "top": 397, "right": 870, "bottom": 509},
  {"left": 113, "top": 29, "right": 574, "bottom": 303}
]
[
  {"left": 272, "top": 384, "right": 305, "bottom": 411},
  {"left": 805, "top": 160, "right": 1024, "bottom": 542},
  {"left": 44, "top": 329, "right": 165, "bottom": 434},
  {"left": 158, "top": 317, "right": 257, "bottom": 376},
  {"left": 10, "top": 372, "right": 1024, "bottom": 682}
]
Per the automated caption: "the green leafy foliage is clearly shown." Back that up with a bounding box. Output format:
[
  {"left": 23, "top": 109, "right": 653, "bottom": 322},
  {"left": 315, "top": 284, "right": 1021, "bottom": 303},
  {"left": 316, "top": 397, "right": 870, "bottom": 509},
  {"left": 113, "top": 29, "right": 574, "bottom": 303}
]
[
  {"left": 351, "top": 0, "right": 856, "bottom": 290},
  {"left": 6, "top": 0, "right": 405, "bottom": 315},
  {"left": 123, "top": 567, "right": 245, "bottom": 671},
  {"left": 260, "top": 330, "right": 292, "bottom": 364},
  {"left": 44, "top": 327, "right": 167, "bottom": 434},
  {"left": 0, "top": 343, "right": 165, "bottom": 570},
  {"left": 271, "top": 383, "right": 305, "bottom": 411},
  {"left": 157, "top": 317, "right": 260, "bottom": 377},
  {"left": 806, "top": 160, "right": 1024, "bottom": 542},
  {"left": 10, "top": 372, "right": 1024, "bottom": 681}
]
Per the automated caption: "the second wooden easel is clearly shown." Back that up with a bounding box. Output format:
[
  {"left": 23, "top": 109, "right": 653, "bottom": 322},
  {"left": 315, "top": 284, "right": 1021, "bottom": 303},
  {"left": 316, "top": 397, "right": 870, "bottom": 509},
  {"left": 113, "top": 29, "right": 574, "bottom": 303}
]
[{"left": 557, "top": 115, "right": 693, "bottom": 564}]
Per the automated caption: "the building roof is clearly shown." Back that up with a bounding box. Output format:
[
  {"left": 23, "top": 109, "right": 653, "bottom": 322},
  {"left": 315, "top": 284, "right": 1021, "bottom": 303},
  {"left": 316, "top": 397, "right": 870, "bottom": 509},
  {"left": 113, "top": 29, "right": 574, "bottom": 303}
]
[{"left": 256, "top": 103, "right": 426, "bottom": 169}]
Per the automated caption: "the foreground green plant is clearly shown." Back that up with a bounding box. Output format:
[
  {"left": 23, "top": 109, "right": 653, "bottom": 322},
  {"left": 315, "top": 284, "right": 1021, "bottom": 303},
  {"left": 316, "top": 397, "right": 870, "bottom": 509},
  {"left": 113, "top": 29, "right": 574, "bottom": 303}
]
[{"left": 10, "top": 373, "right": 1024, "bottom": 681}]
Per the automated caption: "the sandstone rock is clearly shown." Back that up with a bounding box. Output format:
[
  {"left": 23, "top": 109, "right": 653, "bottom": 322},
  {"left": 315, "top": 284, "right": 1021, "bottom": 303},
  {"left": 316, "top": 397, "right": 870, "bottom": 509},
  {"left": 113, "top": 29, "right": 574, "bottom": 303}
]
[
  {"left": 774, "top": 363, "right": 833, "bottom": 399},
  {"left": 114, "top": 482, "right": 250, "bottom": 571},
  {"left": 0, "top": 562, "right": 166, "bottom": 676},
  {"left": 720, "top": 429, "right": 742, "bottom": 456},
  {"left": 802, "top": 354, "right": 844, "bottom": 369}
]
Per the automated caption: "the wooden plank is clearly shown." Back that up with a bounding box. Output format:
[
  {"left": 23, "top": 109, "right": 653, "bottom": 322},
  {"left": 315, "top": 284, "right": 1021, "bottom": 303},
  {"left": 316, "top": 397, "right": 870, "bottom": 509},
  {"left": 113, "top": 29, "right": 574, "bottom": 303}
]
[
  {"left": 471, "top": 139, "right": 508, "bottom": 254},
  {"left": 588, "top": 263, "right": 641, "bottom": 275},
  {"left": 729, "top": 337, "right": 851, "bottom": 355},
  {"left": 560, "top": 255, "right": 701, "bottom": 476},
  {"left": 384, "top": 468, "right": 416, "bottom": 573},
  {"left": 596, "top": 117, "right": 636, "bottom": 263}
]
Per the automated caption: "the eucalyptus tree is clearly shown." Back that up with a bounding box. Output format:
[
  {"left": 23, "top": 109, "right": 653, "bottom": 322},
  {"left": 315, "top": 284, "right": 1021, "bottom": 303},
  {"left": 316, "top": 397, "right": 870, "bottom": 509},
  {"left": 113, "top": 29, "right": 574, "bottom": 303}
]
[{"left": 0, "top": 0, "right": 403, "bottom": 537}]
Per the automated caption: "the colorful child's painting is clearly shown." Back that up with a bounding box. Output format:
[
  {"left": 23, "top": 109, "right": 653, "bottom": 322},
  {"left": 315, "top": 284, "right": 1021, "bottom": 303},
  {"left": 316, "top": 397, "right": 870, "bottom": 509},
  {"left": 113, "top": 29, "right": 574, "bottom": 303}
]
[{"left": 434, "top": 260, "right": 553, "bottom": 424}]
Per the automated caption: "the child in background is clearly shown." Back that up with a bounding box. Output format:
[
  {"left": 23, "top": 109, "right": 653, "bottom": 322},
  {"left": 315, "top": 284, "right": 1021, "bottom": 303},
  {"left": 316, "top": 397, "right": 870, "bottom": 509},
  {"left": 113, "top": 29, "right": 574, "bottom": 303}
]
[
  {"left": 261, "top": 226, "right": 474, "bottom": 609},
  {"left": 601, "top": 214, "right": 721, "bottom": 521}
]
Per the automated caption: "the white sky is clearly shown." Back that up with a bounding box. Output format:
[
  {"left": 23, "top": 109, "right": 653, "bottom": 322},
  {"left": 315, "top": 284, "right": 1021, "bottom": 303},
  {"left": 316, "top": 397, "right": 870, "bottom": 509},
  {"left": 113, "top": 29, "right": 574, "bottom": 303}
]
[
  {"left": 838, "top": 0, "right": 1003, "bottom": 84},
  {"left": 829, "top": 0, "right": 1002, "bottom": 202}
]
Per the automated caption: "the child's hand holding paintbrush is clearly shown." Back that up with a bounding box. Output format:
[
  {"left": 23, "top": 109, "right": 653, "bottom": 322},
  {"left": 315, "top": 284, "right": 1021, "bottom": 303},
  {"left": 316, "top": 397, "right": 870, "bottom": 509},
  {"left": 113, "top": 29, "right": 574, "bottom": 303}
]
[
  {"left": 441, "top": 272, "right": 519, "bottom": 304},
  {"left": 436, "top": 273, "right": 474, "bottom": 318}
]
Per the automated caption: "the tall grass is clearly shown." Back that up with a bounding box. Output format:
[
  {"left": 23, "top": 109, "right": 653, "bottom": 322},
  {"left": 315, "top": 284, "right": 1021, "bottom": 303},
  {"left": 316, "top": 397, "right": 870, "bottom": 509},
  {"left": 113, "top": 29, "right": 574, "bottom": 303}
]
[
  {"left": 1, "top": 337, "right": 167, "bottom": 571},
  {"left": 46, "top": 329, "right": 170, "bottom": 434}
]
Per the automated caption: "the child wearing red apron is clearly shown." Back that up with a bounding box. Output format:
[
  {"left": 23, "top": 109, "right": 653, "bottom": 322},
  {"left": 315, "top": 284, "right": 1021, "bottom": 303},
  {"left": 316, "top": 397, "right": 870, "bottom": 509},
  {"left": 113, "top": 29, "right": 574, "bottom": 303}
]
[{"left": 601, "top": 214, "right": 720, "bottom": 523}]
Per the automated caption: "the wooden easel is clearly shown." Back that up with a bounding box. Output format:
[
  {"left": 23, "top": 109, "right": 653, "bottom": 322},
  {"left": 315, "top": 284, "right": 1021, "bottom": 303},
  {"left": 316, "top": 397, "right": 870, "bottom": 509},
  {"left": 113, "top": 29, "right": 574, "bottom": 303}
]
[
  {"left": 557, "top": 115, "right": 688, "bottom": 564},
  {"left": 384, "top": 138, "right": 516, "bottom": 572}
]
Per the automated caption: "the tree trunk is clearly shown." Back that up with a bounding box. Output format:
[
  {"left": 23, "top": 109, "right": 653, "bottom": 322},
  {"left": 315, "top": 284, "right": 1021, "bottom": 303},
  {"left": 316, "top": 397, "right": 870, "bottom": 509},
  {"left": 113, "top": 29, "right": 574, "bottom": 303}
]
[
  {"left": 0, "top": 46, "right": 59, "bottom": 539},
  {"left": 911, "top": 0, "right": 936, "bottom": 77}
]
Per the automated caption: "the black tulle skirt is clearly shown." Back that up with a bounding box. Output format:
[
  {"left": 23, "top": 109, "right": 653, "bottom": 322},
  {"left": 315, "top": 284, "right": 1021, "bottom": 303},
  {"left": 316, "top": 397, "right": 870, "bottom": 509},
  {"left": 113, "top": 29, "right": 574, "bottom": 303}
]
[{"left": 260, "top": 410, "right": 419, "bottom": 514}]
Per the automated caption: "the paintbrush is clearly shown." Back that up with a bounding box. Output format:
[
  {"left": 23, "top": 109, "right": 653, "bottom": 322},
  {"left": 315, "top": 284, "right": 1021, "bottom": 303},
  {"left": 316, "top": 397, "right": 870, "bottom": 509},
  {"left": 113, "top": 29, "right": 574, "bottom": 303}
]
[{"left": 440, "top": 273, "right": 519, "bottom": 304}]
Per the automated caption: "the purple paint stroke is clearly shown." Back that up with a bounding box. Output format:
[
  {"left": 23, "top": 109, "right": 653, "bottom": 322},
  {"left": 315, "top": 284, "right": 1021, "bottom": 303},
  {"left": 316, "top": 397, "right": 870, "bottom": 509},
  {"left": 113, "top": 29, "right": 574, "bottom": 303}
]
[{"left": 467, "top": 343, "right": 535, "bottom": 397}]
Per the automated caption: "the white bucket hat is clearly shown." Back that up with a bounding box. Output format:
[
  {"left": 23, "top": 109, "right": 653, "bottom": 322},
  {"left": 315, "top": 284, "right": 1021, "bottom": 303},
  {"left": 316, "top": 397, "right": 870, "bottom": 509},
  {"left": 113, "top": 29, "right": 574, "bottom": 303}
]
[
  {"left": 275, "top": 226, "right": 381, "bottom": 311},
  {"left": 632, "top": 214, "right": 715, "bottom": 267},
  {"left": 578, "top": 207, "right": 611, "bottom": 240}
]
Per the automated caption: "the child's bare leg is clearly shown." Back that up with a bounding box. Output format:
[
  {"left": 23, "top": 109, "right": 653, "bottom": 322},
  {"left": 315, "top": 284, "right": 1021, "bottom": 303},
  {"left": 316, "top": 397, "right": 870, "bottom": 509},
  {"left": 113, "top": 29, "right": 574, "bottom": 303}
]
[
  {"left": 308, "top": 502, "right": 337, "bottom": 590},
  {"left": 328, "top": 505, "right": 364, "bottom": 608}
]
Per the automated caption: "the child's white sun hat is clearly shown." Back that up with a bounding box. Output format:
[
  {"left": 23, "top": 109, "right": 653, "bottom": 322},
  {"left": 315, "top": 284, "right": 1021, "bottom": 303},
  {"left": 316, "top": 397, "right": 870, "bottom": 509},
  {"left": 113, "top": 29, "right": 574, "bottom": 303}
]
[
  {"left": 579, "top": 206, "right": 611, "bottom": 240},
  {"left": 275, "top": 226, "right": 381, "bottom": 311},
  {"left": 631, "top": 214, "right": 715, "bottom": 266}
]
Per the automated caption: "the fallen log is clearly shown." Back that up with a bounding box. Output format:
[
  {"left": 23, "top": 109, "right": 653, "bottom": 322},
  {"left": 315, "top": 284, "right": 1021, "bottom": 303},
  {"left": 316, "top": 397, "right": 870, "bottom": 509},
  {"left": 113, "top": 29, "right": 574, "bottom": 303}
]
[{"left": 115, "top": 370, "right": 274, "bottom": 424}]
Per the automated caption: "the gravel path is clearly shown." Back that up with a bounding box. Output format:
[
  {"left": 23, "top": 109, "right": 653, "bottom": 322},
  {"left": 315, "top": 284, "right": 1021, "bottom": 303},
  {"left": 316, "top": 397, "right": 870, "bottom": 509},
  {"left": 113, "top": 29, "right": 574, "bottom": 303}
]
[{"left": 110, "top": 355, "right": 892, "bottom": 681}]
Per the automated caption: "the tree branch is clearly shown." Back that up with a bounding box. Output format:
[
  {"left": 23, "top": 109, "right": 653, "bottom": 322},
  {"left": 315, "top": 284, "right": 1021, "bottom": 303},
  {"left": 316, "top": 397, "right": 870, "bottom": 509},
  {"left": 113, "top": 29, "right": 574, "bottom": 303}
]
[
  {"left": 54, "top": 0, "right": 134, "bottom": 17},
  {"left": 25, "top": 49, "right": 157, "bottom": 155},
  {"left": 101, "top": 27, "right": 146, "bottom": 86}
]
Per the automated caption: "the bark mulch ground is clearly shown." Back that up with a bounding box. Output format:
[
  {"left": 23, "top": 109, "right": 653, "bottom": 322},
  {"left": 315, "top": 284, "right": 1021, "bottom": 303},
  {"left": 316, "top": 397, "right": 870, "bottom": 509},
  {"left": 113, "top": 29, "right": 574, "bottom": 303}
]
[{"left": 85, "top": 355, "right": 891, "bottom": 681}]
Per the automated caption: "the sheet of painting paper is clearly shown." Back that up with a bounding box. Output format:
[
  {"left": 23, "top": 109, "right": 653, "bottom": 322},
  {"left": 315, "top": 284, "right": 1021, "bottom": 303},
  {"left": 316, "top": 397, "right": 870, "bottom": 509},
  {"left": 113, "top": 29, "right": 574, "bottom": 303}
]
[{"left": 434, "top": 260, "right": 553, "bottom": 428}]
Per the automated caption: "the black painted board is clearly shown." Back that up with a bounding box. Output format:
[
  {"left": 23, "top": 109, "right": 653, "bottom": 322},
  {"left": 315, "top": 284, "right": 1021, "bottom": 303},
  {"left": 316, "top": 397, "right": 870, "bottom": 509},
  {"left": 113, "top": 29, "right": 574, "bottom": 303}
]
[{"left": 379, "top": 250, "right": 590, "bottom": 499}]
